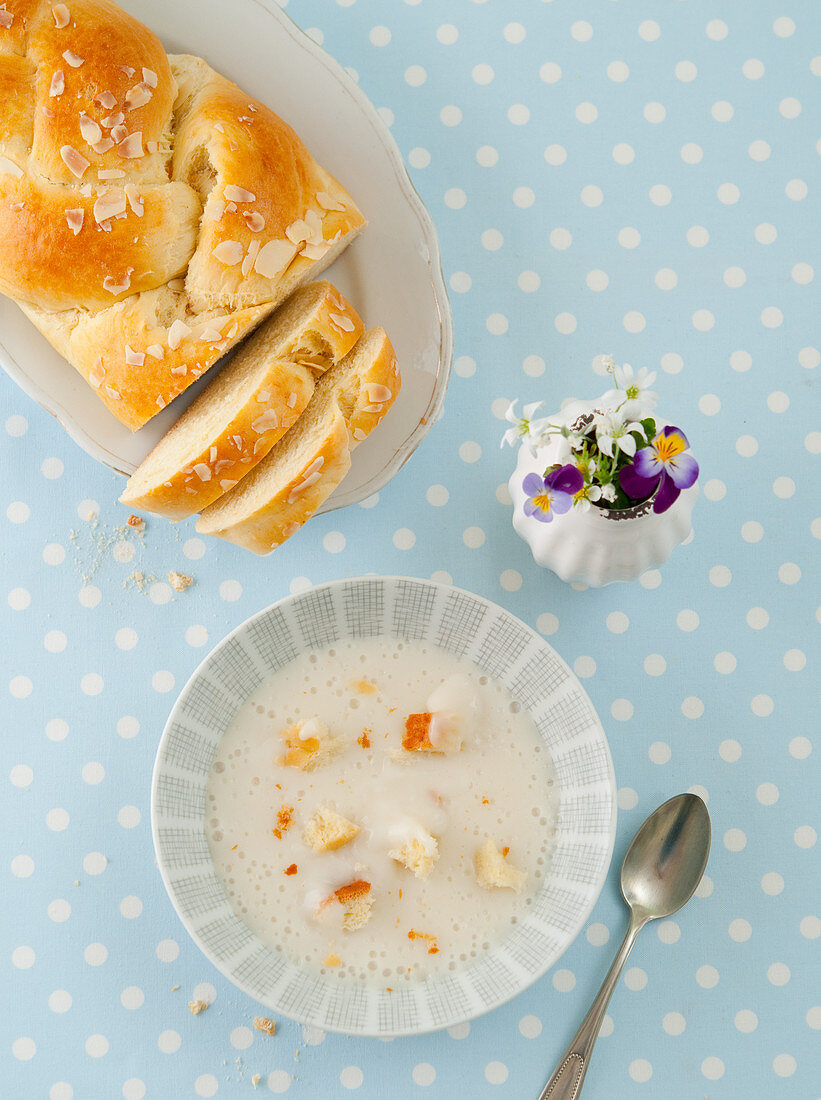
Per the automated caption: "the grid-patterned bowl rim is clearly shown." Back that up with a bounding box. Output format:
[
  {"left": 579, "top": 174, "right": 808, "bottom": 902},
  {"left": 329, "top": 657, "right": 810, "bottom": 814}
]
[{"left": 151, "top": 577, "right": 617, "bottom": 1037}]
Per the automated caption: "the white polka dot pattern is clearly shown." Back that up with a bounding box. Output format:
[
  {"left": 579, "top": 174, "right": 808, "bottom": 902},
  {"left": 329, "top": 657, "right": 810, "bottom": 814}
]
[{"left": 0, "top": 0, "right": 816, "bottom": 1095}]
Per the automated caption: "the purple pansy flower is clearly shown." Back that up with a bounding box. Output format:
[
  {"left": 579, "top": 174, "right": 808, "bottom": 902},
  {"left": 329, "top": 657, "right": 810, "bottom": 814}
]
[
  {"left": 522, "top": 464, "right": 584, "bottom": 523},
  {"left": 619, "top": 425, "right": 699, "bottom": 514}
]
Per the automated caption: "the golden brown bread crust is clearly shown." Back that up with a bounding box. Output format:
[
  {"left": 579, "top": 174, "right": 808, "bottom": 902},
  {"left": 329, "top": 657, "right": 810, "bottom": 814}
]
[
  {"left": 196, "top": 328, "right": 400, "bottom": 554},
  {"left": 0, "top": 0, "right": 365, "bottom": 429},
  {"left": 118, "top": 282, "right": 363, "bottom": 518}
]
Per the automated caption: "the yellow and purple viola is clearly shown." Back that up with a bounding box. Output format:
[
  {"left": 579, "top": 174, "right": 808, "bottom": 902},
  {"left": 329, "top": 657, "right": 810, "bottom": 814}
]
[
  {"left": 522, "top": 464, "right": 584, "bottom": 523},
  {"left": 619, "top": 425, "right": 699, "bottom": 513}
]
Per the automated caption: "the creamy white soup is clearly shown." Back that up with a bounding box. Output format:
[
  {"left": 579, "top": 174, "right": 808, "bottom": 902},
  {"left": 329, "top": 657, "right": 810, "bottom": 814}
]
[{"left": 205, "top": 637, "right": 558, "bottom": 985}]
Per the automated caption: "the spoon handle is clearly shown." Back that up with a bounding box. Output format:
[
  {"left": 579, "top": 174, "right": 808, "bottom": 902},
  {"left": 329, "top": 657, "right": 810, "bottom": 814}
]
[{"left": 538, "top": 916, "right": 645, "bottom": 1100}]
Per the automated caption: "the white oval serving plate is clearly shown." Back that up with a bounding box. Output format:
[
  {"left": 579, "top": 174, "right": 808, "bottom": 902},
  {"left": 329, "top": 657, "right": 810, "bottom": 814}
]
[
  {"left": 152, "top": 577, "right": 617, "bottom": 1037},
  {"left": 0, "top": 0, "right": 452, "bottom": 513}
]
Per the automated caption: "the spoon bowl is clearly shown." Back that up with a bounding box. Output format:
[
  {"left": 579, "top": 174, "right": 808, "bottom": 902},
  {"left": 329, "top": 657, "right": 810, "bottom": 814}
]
[{"left": 621, "top": 792, "right": 711, "bottom": 921}]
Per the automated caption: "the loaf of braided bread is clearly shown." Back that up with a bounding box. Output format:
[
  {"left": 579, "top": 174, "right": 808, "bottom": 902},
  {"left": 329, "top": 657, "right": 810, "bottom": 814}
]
[{"left": 0, "top": 0, "right": 365, "bottom": 429}]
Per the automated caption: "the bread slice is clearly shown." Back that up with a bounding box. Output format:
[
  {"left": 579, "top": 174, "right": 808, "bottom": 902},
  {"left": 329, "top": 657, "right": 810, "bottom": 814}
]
[
  {"left": 119, "top": 283, "right": 363, "bottom": 518},
  {"left": 196, "top": 327, "right": 400, "bottom": 554}
]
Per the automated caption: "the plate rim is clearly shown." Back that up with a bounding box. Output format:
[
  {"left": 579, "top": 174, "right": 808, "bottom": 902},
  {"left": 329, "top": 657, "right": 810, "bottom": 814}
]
[
  {"left": 0, "top": 0, "right": 453, "bottom": 513},
  {"left": 151, "top": 575, "right": 618, "bottom": 1037}
]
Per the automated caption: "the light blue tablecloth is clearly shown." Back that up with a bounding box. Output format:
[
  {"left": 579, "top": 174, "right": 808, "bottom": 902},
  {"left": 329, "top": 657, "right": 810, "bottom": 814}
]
[{"left": 3, "top": 1, "right": 818, "bottom": 1097}]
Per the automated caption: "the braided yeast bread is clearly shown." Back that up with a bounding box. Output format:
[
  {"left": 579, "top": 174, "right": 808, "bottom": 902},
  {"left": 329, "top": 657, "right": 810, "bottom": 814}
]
[{"left": 0, "top": 0, "right": 364, "bottom": 429}]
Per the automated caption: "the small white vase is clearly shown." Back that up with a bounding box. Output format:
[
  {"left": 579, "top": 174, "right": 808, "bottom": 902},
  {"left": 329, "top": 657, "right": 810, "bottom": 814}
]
[{"left": 509, "top": 400, "right": 698, "bottom": 587}]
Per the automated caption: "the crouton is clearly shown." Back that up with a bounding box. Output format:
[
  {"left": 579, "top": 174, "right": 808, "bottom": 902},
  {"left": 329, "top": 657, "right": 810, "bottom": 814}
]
[
  {"left": 402, "top": 712, "right": 438, "bottom": 752},
  {"left": 474, "top": 840, "right": 527, "bottom": 893},
  {"left": 332, "top": 879, "right": 374, "bottom": 931},
  {"left": 388, "top": 824, "right": 439, "bottom": 879},
  {"left": 304, "top": 806, "right": 360, "bottom": 852},
  {"left": 277, "top": 719, "right": 342, "bottom": 770}
]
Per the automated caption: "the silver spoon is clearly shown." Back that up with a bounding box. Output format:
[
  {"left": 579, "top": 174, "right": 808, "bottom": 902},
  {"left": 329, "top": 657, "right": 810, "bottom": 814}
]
[{"left": 539, "top": 792, "right": 711, "bottom": 1099}]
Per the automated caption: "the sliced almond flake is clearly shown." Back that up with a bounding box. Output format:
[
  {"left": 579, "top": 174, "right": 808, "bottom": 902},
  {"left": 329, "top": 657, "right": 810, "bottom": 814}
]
[
  {"left": 251, "top": 410, "right": 279, "bottom": 433},
  {"left": 285, "top": 218, "right": 310, "bottom": 245},
  {"left": 62, "top": 49, "right": 84, "bottom": 67},
  {"left": 212, "top": 240, "right": 243, "bottom": 266},
  {"left": 49, "top": 70, "right": 65, "bottom": 97},
  {"left": 104, "top": 385, "right": 121, "bottom": 400},
  {"left": 223, "top": 184, "right": 255, "bottom": 203},
  {"left": 255, "top": 390, "right": 271, "bottom": 403},
  {"left": 225, "top": 322, "right": 239, "bottom": 340},
  {"left": 119, "top": 65, "right": 135, "bottom": 77},
  {"left": 220, "top": 479, "right": 238, "bottom": 491},
  {"left": 79, "top": 111, "right": 102, "bottom": 145},
  {"left": 93, "top": 188, "right": 126, "bottom": 223},
  {"left": 301, "top": 241, "right": 329, "bottom": 261},
  {"left": 169, "top": 363, "right": 187, "bottom": 375},
  {"left": 209, "top": 446, "right": 218, "bottom": 463},
  {"left": 329, "top": 311, "right": 355, "bottom": 333},
  {"left": 124, "top": 183, "right": 144, "bottom": 216},
  {"left": 231, "top": 435, "right": 244, "bottom": 449},
  {"left": 286, "top": 392, "right": 298, "bottom": 408},
  {"left": 237, "top": 115, "right": 254, "bottom": 123},
  {"left": 124, "top": 82, "right": 152, "bottom": 110},
  {"left": 0, "top": 155, "right": 23, "bottom": 178},
  {"left": 156, "top": 395, "right": 166, "bottom": 409},
  {"left": 214, "top": 122, "right": 225, "bottom": 133},
  {"left": 91, "top": 138, "right": 114, "bottom": 154},
  {"left": 41, "top": 106, "right": 55, "bottom": 118},
  {"left": 110, "top": 123, "right": 128, "bottom": 143},
  {"left": 78, "top": 182, "right": 92, "bottom": 197},
  {"left": 141, "top": 67, "right": 157, "bottom": 88},
  {"left": 362, "top": 403, "right": 386, "bottom": 413},
  {"left": 254, "top": 239, "right": 296, "bottom": 279},
  {"left": 287, "top": 470, "right": 322, "bottom": 502},
  {"left": 65, "top": 207, "right": 84, "bottom": 234},
  {"left": 248, "top": 104, "right": 258, "bottom": 112},
  {"left": 209, "top": 199, "right": 225, "bottom": 221},
  {"left": 192, "top": 463, "right": 212, "bottom": 482},
  {"left": 241, "top": 239, "right": 260, "bottom": 277},
  {"left": 98, "top": 168, "right": 125, "bottom": 179},
  {"left": 52, "top": 3, "right": 70, "bottom": 26},
  {"left": 60, "top": 144, "right": 89, "bottom": 178},
  {"left": 316, "top": 190, "right": 345, "bottom": 212},
  {"left": 352, "top": 427, "right": 366, "bottom": 441},
  {"left": 252, "top": 438, "right": 268, "bottom": 455},
  {"left": 101, "top": 111, "right": 125, "bottom": 129},
  {"left": 167, "top": 319, "right": 192, "bottom": 350},
  {"left": 98, "top": 219, "right": 111, "bottom": 232},
  {"left": 365, "top": 383, "right": 392, "bottom": 402},
  {"left": 94, "top": 90, "right": 116, "bottom": 110},
  {"left": 0, "top": 5, "right": 14, "bottom": 28},
  {"left": 124, "top": 344, "right": 144, "bottom": 366},
  {"left": 229, "top": 141, "right": 238, "bottom": 152},
  {"left": 214, "top": 459, "right": 234, "bottom": 473},
  {"left": 199, "top": 327, "right": 222, "bottom": 342},
  {"left": 102, "top": 268, "right": 132, "bottom": 294},
  {"left": 88, "top": 363, "right": 105, "bottom": 386},
  {"left": 145, "top": 344, "right": 163, "bottom": 359},
  {"left": 224, "top": 201, "right": 237, "bottom": 213},
  {"left": 9, "top": 201, "right": 24, "bottom": 210},
  {"left": 304, "top": 209, "right": 324, "bottom": 245},
  {"left": 118, "top": 132, "right": 143, "bottom": 158},
  {"left": 243, "top": 211, "right": 265, "bottom": 232}
]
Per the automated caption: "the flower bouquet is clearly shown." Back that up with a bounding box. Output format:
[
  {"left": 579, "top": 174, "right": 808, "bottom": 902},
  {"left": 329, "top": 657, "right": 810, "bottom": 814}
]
[{"left": 505, "top": 358, "right": 700, "bottom": 587}]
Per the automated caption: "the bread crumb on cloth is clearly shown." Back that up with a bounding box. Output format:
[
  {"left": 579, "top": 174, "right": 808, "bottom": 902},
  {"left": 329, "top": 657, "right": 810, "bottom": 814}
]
[
  {"left": 188, "top": 999, "right": 209, "bottom": 1015},
  {"left": 253, "top": 1016, "right": 276, "bottom": 1036},
  {"left": 168, "top": 570, "right": 194, "bottom": 591}
]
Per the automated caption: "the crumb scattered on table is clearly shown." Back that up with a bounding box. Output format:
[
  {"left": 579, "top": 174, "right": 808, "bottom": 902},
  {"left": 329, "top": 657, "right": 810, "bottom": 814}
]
[
  {"left": 168, "top": 570, "right": 194, "bottom": 592},
  {"left": 127, "top": 514, "right": 145, "bottom": 531},
  {"left": 252, "top": 1075, "right": 261, "bottom": 1089},
  {"left": 253, "top": 1016, "right": 276, "bottom": 1036},
  {"left": 188, "top": 999, "right": 209, "bottom": 1015}
]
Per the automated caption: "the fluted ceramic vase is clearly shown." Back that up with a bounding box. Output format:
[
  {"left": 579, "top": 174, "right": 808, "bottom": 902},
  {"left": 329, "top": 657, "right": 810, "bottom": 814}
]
[{"left": 509, "top": 400, "right": 698, "bottom": 587}]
